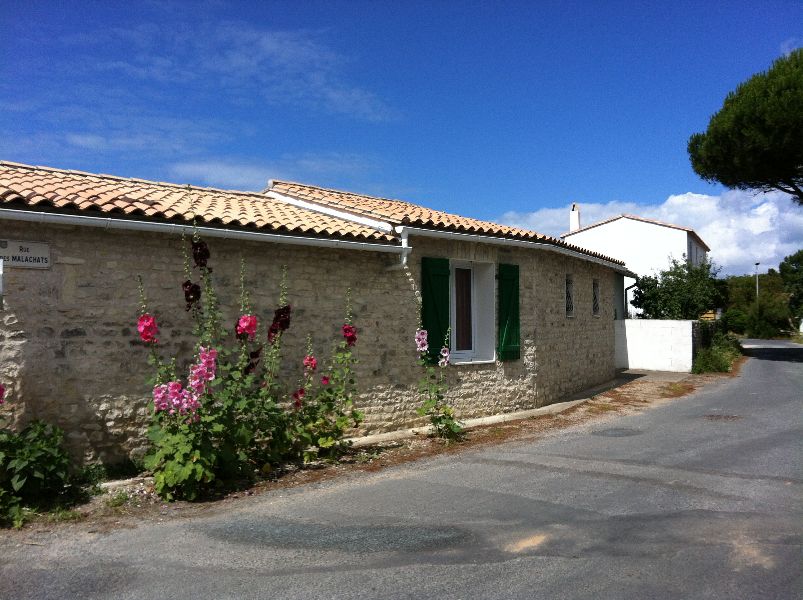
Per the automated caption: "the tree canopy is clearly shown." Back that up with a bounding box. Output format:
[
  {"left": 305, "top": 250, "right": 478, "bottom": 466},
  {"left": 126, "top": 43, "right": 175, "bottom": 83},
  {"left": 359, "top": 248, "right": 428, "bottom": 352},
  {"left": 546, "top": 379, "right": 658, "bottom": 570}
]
[
  {"left": 632, "top": 258, "right": 722, "bottom": 319},
  {"left": 688, "top": 49, "right": 803, "bottom": 204},
  {"left": 779, "top": 249, "right": 803, "bottom": 319},
  {"left": 720, "top": 269, "right": 792, "bottom": 337}
]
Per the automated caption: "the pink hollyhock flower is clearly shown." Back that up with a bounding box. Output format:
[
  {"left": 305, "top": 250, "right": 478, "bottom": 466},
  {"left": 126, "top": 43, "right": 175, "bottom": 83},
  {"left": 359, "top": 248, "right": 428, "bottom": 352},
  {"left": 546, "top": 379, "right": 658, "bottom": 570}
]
[
  {"left": 321, "top": 375, "right": 330, "bottom": 385},
  {"left": 342, "top": 324, "right": 357, "bottom": 347},
  {"left": 236, "top": 314, "right": 258, "bottom": 340},
  {"left": 188, "top": 347, "right": 217, "bottom": 395},
  {"left": 303, "top": 355, "right": 317, "bottom": 372},
  {"left": 415, "top": 329, "right": 428, "bottom": 353},
  {"left": 152, "top": 384, "right": 169, "bottom": 412},
  {"left": 438, "top": 346, "right": 450, "bottom": 368},
  {"left": 137, "top": 313, "right": 159, "bottom": 343},
  {"left": 199, "top": 346, "right": 217, "bottom": 371},
  {"left": 0, "top": 383, "right": 5, "bottom": 405},
  {"left": 179, "top": 389, "right": 199, "bottom": 414}
]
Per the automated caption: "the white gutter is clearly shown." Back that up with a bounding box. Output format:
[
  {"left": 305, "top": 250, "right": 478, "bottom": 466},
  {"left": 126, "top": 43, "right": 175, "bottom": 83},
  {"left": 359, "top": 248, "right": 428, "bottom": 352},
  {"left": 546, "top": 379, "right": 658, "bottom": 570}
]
[
  {"left": 398, "top": 226, "right": 635, "bottom": 275},
  {"left": 0, "top": 208, "right": 406, "bottom": 254},
  {"left": 266, "top": 189, "right": 394, "bottom": 234}
]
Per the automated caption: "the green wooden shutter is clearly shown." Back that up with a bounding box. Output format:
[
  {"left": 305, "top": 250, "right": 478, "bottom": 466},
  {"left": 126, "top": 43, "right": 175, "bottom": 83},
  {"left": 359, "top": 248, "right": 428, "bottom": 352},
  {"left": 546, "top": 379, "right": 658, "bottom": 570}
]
[
  {"left": 421, "top": 257, "right": 450, "bottom": 362},
  {"left": 497, "top": 263, "right": 520, "bottom": 361}
]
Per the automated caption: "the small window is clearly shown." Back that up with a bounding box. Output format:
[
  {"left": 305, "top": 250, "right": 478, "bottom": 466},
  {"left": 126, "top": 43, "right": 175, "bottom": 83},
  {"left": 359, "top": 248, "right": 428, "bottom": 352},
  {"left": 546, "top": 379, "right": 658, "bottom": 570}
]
[
  {"left": 565, "top": 274, "right": 574, "bottom": 317},
  {"left": 592, "top": 279, "right": 600, "bottom": 316}
]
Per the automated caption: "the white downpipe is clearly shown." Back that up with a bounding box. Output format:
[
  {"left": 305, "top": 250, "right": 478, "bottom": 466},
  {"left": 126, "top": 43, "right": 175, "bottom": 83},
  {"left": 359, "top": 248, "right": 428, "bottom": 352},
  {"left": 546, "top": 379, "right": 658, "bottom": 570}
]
[
  {"left": 397, "top": 226, "right": 634, "bottom": 275},
  {"left": 385, "top": 227, "right": 410, "bottom": 270},
  {"left": 266, "top": 190, "right": 394, "bottom": 234},
  {"left": 0, "top": 208, "right": 406, "bottom": 254}
]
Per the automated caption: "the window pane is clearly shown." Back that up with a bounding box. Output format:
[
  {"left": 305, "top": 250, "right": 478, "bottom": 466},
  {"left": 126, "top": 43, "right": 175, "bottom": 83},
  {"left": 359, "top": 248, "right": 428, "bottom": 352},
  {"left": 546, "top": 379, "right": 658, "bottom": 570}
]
[
  {"left": 593, "top": 279, "right": 600, "bottom": 315},
  {"left": 455, "top": 268, "right": 473, "bottom": 350}
]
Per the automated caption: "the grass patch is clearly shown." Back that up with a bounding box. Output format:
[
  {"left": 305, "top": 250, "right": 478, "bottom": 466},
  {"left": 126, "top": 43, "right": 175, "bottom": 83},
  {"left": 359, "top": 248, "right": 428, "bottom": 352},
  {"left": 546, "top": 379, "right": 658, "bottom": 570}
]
[
  {"left": 661, "top": 382, "right": 695, "bottom": 398},
  {"left": 587, "top": 403, "right": 619, "bottom": 414},
  {"left": 43, "top": 508, "right": 84, "bottom": 524},
  {"left": 105, "top": 491, "right": 130, "bottom": 508}
]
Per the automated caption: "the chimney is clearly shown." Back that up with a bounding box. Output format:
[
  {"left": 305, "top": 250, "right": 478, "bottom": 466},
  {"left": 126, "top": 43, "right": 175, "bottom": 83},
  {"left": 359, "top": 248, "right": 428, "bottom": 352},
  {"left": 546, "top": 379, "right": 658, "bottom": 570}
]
[{"left": 569, "top": 203, "right": 581, "bottom": 232}]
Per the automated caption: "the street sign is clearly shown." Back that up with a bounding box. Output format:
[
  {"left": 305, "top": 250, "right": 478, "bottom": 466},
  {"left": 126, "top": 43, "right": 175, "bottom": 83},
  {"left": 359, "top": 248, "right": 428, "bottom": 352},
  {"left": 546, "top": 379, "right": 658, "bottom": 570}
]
[{"left": 0, "top": 239, "right": 51, "bottom": 269}]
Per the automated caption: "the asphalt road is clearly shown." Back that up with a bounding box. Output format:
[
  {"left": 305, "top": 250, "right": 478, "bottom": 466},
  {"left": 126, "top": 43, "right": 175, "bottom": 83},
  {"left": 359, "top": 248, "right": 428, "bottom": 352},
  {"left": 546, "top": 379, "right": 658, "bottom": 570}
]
[{"left": 2, "top": 339, "right": 801, "bottom": 599}]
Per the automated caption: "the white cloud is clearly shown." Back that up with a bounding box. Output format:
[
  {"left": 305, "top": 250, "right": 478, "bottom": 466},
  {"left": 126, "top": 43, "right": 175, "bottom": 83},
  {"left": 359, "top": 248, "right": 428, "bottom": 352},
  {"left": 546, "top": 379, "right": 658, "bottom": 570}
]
[
  {"left": 70, "top": 22, "right": 393, "bottom": 122},
  {"left": 62, "top": 113, "right": 228, "bottom": 155},
  {"left": 168, "top": 153, "right": 377, "bottom": 191},
  {"left": 498, "top": 190, "right": 803, "bottom": 276},
  {"left": 780, "top": 37, "right": 802, "bottom": 56}
]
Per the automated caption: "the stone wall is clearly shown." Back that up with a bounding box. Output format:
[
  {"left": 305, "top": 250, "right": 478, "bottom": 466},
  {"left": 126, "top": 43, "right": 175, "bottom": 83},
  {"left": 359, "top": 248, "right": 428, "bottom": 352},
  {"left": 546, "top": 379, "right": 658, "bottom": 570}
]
[
  {"left": 0, "top": 221, "right": 616, "bottom": 463},
  {"left": 407, "top": 237, "right": 616, "bottom": 414}
]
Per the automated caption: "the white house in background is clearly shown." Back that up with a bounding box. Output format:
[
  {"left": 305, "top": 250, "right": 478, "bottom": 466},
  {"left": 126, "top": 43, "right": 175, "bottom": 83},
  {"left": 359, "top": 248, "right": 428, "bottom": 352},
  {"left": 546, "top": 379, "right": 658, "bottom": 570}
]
[{"left": 561, "top": 204, "right": 710, "bottom": 316}]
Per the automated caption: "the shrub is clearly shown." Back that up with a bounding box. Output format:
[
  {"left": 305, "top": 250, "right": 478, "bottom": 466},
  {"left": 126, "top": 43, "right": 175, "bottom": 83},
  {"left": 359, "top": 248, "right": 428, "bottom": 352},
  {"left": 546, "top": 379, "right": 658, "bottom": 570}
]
[
  {"left": 693, "top": 332, "right": 742, "bottom": 373},
  {"left": 721, "top": 308, "right": 748, "bottom": 334},
  {"left": 745, "top": 294, "right": 792, "bottom": 338},
  {"left": 0, "top": 420, "right": 72, "bottom": 528}
]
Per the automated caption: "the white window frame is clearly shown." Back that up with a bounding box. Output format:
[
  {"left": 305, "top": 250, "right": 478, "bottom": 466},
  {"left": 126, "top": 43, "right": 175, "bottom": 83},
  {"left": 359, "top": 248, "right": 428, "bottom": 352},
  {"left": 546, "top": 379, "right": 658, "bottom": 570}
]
[{"left": 449, "top": 260, "right": 495, "bottom": 364}]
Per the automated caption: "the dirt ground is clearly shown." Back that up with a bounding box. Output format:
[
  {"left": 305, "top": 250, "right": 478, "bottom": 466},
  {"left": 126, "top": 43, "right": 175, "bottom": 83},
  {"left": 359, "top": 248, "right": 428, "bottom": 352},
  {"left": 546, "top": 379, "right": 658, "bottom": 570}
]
[{"left": 5, "top": 360, "right": 745, "bottom": 537}]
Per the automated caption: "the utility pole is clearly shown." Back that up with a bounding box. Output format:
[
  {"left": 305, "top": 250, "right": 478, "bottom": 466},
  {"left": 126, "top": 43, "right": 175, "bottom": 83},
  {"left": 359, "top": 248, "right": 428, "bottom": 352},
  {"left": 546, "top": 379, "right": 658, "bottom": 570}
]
[{"left": 754, "top": 262, "right": 760, "bottom": 301}]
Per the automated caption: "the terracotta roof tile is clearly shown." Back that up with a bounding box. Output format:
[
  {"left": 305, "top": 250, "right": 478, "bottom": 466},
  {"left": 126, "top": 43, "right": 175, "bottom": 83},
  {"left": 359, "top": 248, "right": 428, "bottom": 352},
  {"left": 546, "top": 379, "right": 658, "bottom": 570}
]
[
  {"left": 0, "top": 162, "right": 394, "bottom": 243},
  {"left": 269, "top": 180, "right": 548, "bottom": 239},
  {"left": 0, "top": 162, "right": 625, "bottom": 266},
  {"left": 269, "top": 180, "right": 625, "bottom": 265}
]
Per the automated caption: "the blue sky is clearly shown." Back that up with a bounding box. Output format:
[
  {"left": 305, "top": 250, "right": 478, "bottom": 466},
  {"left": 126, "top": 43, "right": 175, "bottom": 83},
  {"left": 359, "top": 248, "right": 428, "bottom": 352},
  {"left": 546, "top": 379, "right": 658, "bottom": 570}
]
[{"left": 1, "top": 1, "right": 801, "bottom": 274}]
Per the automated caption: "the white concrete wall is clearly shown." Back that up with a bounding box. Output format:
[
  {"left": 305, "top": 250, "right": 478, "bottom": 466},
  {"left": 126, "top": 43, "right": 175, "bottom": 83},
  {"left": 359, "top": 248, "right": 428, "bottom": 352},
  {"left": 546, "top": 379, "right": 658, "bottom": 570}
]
[
  {"left": 615, "top": 320, "right": 696, "bottom": 372},
  {"left": 564, "top": 218, "right": 688, "bottom": 278}
]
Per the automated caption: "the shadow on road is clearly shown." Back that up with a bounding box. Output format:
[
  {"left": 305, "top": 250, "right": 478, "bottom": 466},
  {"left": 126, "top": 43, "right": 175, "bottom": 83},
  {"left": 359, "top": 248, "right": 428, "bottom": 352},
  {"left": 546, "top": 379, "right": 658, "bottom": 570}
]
[
  {"left": 742, "top": 346, "right": 803, "bottom": 363},
  {"left": 561, "top": 371, "right": 646, "bottom": 402}
]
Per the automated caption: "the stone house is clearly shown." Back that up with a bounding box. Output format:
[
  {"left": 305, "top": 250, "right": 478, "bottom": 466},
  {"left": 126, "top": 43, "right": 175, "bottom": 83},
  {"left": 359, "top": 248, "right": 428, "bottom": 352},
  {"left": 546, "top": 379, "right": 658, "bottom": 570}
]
[
  {"left": 561, "top": 206, "right": 710, "bottom": 316},
  {"left": 0, "top": 161, "right": 630, "bottom": 463}
]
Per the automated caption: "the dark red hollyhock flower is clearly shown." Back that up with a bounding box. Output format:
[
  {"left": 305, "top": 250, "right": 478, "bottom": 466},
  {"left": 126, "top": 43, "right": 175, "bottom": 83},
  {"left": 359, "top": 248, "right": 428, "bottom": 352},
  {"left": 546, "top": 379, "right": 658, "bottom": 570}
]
[
  {"left": 292, "top": 387, "right": 305, "bottom": 409},
  {"left": 182, "top": 280, "right": 202, "bottom": 311},
  {"left": 342, "top": 324, "right": 357, "bottom": 347},
  {"left": 274, "top": 305, "right": 291, "bottom": 330},
  {"left": 268, "top": 305, "right": 292, "bottom": 344},
  {"left": 191, "top": 239, "right": 211, "bottom": 270}
]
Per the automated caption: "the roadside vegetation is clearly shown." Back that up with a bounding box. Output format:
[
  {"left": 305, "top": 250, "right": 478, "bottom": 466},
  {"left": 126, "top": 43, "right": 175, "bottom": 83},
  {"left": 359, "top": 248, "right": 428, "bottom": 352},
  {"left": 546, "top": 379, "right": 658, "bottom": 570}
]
[
  {"left": 0, "top": 418, "right": 138, "bottom": 528},
  {"left": 632, "top": 249, "right": 802, "bottom": 340},
  {"left": 693, "top": 325, "right": 743, "bottom": 373},
  {"left": 720, "top": 250, "right": 802, "bottom": 338}
]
